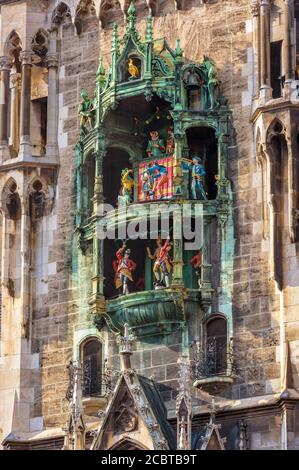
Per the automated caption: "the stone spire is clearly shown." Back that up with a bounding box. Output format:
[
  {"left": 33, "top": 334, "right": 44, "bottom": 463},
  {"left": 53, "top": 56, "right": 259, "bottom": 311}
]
[
  {"left": 63, "top": 361, "right": 86, "bottom": 450},
  {"left": 176, "top": 354, "right": 192, "bottom": 450}
]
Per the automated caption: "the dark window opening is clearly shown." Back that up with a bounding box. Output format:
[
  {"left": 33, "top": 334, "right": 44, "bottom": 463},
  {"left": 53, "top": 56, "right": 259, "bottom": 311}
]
[
  {"left": 82, "top": 339, "right": 103, "bottom": 397},
  {"left": 186, "top": 127, "right": 218, "bottom": 200},
  {"left": 206, "top": 318, "right": 227, "bottom": 375},
  {"left": 270, "top": 41, "right": 282, "bottom": 99}
]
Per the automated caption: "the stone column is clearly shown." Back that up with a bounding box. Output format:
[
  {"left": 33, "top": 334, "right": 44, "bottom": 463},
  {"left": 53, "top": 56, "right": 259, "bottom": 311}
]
[
  {"left": 260, "top": 0, "right": 271, "bottom": 100},
  {"left": 0, "top": 56, "right": 11, "bottom": 160},
  {"left": 283, "top": 0, "right": 293, "bottom": 96},
  {"left": 19, "top": 51, "right": 32, "bottom": 158},
  {"left": 9, "top": 72, "right": 21, "bottom": 157},
  {"left": 46, "top": 27, "right": 59, "bottom": 159},
  {"left": 251, "top": 0, "right": 261, "bottom": 97}
]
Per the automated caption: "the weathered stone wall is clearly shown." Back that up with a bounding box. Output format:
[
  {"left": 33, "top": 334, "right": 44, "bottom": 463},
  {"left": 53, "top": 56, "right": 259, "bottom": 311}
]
[{"left": 0, "top": 0, "right": 298, "bottom": 451}]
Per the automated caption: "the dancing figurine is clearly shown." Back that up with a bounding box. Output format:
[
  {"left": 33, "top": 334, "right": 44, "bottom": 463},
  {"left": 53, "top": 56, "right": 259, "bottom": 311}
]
[
  {"left": 147, "top": 237, "right": 172, "bottom": 288},
  {"left": 190, "top": 251, "right": 202, "bottom": 288},
  {"left": 114, "top": 243, "right": 136, "bottom": 296},
  {"left": 166, "top": 127, "right": 175, "bottom": 155},
  {"left": 146, "top": 131, "right": 165, "bottom": 159},
  {"left": 146, "top": 161, "right": 169, "bottom": 200},
  {"left": 118, "top": 168, "right": 135, "bottom": 205}
]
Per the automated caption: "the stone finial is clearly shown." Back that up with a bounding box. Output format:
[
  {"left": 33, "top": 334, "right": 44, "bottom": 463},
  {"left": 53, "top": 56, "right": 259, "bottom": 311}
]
[{"left": 117, "top": 323, "right": 135, "bottom": 371}]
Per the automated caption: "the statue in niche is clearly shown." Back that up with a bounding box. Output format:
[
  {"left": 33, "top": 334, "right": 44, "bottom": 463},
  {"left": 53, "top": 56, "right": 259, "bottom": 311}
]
[
  {"left": 183, "top": 157, "right": 207, "bottom": 200},
  {"left": 190, "top": 250, "right": 203, "bottom": 288},
  {"left": 78, "top": 89, "right": 96, "bottom": 136},
  {"left": 114, "top": 243, "right": 137, "bottom": 296},
  {"left": 146, "top": 130, "right": 165, "bottom": 159},
  {"left": 202, "top": 56, "right": 219, "bottom": 110},
  {"left": 166, "top": 127, "right": 175, "bottom": 155},
  {"left": 127, "top": 58, "right": 140, "bottom": 80},
  {"left": 118, "top": 168, "right": 135, "bottom": 206},
  {"left": 147, "top": 236, "right": 172, "bottom": 288}
]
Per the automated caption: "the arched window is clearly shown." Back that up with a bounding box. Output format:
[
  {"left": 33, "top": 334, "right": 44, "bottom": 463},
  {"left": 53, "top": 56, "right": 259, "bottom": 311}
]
[
  {"left": 82, "top": 338, "right": 103, "bottom": 397},
  {"left": 205, "top": 317, "right": 227, "bottom": 375}
]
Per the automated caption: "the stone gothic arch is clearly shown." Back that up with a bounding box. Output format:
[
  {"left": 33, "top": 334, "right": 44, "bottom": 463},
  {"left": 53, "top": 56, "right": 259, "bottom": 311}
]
[
  {"left": 99, "top": 0, "right": 124, "bottom": 28},
  {"left": 75, "top": 0, "right": 98, "bottom": 35},
  {"left": 52, "top": 2, "right": 73, "bottom": 26},
  {"left": 266, "top": 118, "right": 288, "bottom": 289}
]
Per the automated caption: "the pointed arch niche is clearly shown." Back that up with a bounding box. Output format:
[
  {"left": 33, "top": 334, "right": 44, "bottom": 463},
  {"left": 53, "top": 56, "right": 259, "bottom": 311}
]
[{"left": 265, "top": 119, "right": 289, "bottom": 289}]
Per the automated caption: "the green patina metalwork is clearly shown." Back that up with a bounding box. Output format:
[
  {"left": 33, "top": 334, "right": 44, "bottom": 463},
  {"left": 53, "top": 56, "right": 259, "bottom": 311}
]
[{"left": 73, "top": 2, "right": 235, "bottom": 346}]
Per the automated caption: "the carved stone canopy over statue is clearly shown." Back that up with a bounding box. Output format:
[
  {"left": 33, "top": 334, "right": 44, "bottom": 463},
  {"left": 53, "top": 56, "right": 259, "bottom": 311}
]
[{"left": 78, "top": 89, "right": 96, "bottom": 136}]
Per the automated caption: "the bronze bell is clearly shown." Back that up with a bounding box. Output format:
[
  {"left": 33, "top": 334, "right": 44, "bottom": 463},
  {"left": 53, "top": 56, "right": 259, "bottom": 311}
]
[{"left": 185, "top": 69, "right": 201, "bottom": 91}]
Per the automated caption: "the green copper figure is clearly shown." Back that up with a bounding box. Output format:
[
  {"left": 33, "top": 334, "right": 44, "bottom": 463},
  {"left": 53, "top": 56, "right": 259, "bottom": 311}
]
[
  {"left": 78, "top": 89, "right": 96, "bottom": 136},
  {"left": 202, "top": 56, "right": 219, "bottom": 110},
  {"left": 146, "top": 131, "right": 165, "bottom": 159}
]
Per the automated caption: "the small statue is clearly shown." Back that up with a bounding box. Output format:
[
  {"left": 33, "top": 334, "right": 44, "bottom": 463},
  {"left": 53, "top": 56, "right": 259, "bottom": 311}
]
[
  {"left": 128, "top": 58, "right": 139, "bottom": 80},
  {"left": 147, "top": 236, "right": 172, "bottom": 288},
  {"left": 146, "top": 131, "right": 165, "bottom": 159},
  {"left": 78, "top": 89, "right": 96, "bottom": 136},
  {"left": 118, "top": 168, "right": 135, "bottom": 205},
  {"left": 166, "top": 127, "right": 175, "bottom": 155},
  {"left": 114, "top": 243, "right": 137, "bottom": 296},
  {"left": 202, "top": 56, "right": 219, "bottom": 110},
  {"left": 142, "top": 170, "right": 154, "bottom": 201},
  {"left": 146, "top": 161, "right": 169, "bottom": 200},
  {"left": 190, "top": 157, "right": 207, "bottom": 201},
  {"left": 190, "top": 251, "right": 202, "bottom": 288}
]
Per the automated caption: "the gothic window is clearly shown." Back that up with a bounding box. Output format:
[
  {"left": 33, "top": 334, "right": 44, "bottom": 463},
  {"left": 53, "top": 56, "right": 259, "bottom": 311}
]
[
  {"left": 82, "top": 339, "right": 103, "bottom": 397},
  {"left": 4, "top": 181, "right": 21, "bottom": 221},
  {"left": 205, "top": 317, "right": 227, "bottom": 375},
  {"left": 270, "top": 40, "right": 282, "bottom": 98},
  {"left": 52, "top": 2, "right": 72, "bottom": 26}
]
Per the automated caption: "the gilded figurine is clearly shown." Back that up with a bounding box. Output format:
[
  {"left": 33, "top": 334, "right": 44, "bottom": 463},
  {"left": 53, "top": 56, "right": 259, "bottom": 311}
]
[
  {"left": 114, "top": 243, "right": 137, "bottom": 296},
  {"left": 147, "top": 236, "right": 172, "bottom": 288},
  {"left": 128, "top": 58, "right": 139, "bottom": 79},
  {"left": 78, "top": 89, "right": 96, "bottom": 136},
  {"left": 118, "top": 168, "right": 135, "bottom": 205},
  {"left": 146, "top": 131, "right": 165, "bottom": 159}
]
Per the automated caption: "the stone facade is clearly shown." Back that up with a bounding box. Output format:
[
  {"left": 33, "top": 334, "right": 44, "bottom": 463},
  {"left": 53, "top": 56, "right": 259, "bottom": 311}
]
[{"left": 0, "top": 0, "right": 298, "bottom": 451}]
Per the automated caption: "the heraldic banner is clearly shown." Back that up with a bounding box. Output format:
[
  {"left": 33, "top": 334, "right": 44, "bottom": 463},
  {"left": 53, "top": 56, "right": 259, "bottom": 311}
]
[{"left": 138, "top": 157, "right": 174, "bottom": 202}]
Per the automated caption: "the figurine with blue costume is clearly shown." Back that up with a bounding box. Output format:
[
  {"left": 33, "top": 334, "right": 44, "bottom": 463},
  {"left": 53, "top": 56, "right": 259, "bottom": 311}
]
[{"left": 183, "top": 156, "right": 207, "bottom": 200}]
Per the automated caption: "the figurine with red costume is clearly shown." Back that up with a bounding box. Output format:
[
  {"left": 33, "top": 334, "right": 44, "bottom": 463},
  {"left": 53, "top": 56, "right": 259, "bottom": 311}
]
[
  {"left": 190, "top": 250, "right": 202, "bottom": 288},
  {"left": 113, "top": 243, "right": 136, "bottom": 295},
  {"left": 148, "top": 236, "right": 172, "bottom": 288}
]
